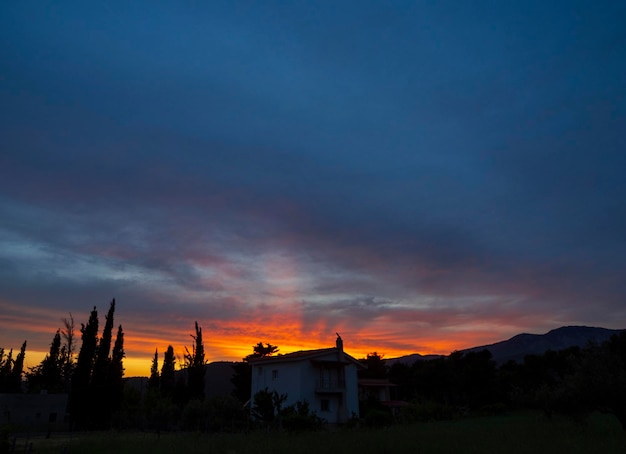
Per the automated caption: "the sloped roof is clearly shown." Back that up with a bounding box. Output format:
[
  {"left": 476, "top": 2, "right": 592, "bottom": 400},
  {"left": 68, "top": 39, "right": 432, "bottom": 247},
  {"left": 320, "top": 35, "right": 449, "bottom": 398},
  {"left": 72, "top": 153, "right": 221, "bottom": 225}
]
[{"left": 248, "top": 347, "right": 365, "bottom": 369}]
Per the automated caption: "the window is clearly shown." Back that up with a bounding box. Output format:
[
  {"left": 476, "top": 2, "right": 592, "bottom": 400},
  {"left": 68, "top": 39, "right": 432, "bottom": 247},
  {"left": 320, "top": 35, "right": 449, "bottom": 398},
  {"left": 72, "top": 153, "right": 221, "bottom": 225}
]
[
  {"left": 258, "top": 366, "right": 263, "bottom": 376},
  {"left": 272, "top": 369, "right": 278, "bottom": 380},
  {"left": 320, "top": 399, "right": 330, "bottom": 412},
  {"left": 49, "top": 412, "right": 57, "bottom": 423}
]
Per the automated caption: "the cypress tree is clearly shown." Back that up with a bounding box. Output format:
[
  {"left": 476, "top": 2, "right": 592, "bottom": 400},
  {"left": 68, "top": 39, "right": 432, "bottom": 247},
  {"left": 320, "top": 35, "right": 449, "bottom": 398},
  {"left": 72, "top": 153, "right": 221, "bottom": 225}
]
[
  {"left": 9, "top": 341, "right": 27, "bottom": 392},
  {"left": 92, "top": 299, "right": 115, "bottom": 388},
  {"left": 107, "top": 324, "right": 125, "bottom": 422},
  {"left": 148, "top": 349, "right": 160, "bottom": 390},
  {"left": 70, "top": 306, "right": 99, "bottom": 427},
  {"left": 160, "top": 345, "right": 176, "bottom": 397},
  {"left": 184, "top": 321, "right": 206, "bottom": 401},
  {"left": 0, "top": 349, "right": 12, "bottom": 392},
  {"left": 60, "top": 314, "right": 76, "bottom": 392},
  {"left": 28, "top": 331, "right": 63, "bottom": 393}
]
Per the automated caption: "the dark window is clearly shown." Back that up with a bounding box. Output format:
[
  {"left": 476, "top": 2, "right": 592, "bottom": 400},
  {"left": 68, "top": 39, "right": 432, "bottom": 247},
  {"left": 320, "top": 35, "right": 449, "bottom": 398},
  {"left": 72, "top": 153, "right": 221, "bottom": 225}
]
[
  {"left": 272, "top": 370, "right": 278, "bottom": 380},
  {"left": 321, "top": 399, "right": 330, "bottom": 412},
  {"left": 49, "top": 412, "right": 57, "bottom": 423}
]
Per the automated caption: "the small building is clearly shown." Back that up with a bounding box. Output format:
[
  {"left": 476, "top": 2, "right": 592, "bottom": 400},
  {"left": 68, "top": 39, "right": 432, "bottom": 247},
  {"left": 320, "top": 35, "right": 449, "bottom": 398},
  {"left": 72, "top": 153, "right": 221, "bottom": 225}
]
[
  {"left": 249, "top": 335, "right": 365, "bottom": 424},
  {"left": 0, "top": 393, "right": 69, "bottom": 431},
  {"left": 358, "top": 378, "right": 408, "bottom": 416}
]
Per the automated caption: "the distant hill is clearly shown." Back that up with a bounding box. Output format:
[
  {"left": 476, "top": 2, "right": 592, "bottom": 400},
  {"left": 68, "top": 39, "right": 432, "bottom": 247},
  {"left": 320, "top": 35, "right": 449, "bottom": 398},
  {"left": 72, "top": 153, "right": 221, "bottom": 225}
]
[
  {"left": 386, "top": 326, "right": 624, "bottom": 366},
  {"left": 385, "top": 353, "right": 444, "bottom": 366},
  {"left": 462, "top": 326, "right": 623, "bottom": 364},
  {"left": 125, "top": 361, "right": 236, "bottom": 398}
]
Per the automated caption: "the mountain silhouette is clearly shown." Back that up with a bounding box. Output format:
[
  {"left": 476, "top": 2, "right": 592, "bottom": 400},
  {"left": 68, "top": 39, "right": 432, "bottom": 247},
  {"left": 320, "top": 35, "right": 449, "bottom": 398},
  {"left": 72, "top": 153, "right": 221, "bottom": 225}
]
[{"left": 387, "top": 326, "right": 623, "bottom": 366}]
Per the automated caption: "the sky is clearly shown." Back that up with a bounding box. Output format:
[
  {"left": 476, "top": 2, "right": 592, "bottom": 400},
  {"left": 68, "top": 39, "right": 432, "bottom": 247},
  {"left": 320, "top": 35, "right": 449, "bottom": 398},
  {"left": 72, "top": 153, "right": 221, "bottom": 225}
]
[{"left": 1, "top": 1, "right": 625, "bottom": 377}]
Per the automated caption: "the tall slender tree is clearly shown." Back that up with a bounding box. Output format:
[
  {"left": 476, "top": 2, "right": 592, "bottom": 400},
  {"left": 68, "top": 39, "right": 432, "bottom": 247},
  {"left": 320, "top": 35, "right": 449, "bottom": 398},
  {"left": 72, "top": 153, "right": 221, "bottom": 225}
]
[
  {"left": 8, "top": 341, "right": 27, "bottom": 392},
  {"left": 70, "top": 306, "right": 99, "bottom": 427},
  {"left": 148, "top": 349, "right": 160, "bottom": 390},
  {"left": 28, "top": 331, "right": 63, "bottom": 393},
  {"left": 184, "top": 321, "right": 207, "bottom": 401},
  {"left": 160, "top": 345, "right": 176, "bottom": 397},
  {"left": 107, "top": 324, "right": 125, "bottom": 422},
  {"left": 92, "top": 299, "right": 115, "bottom": 387},
  {"left": 61, "top": 314, "right": 75, "bottom": 391},
  {"left": 0, "top": 349, "right": 12, "bottom": 392}
]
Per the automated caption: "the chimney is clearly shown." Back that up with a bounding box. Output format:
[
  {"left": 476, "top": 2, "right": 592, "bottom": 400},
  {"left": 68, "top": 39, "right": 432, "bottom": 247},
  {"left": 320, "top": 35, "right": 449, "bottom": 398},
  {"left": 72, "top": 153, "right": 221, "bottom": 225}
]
[{"left": 335, "top": 333, "right": 343, "bottom": 351}]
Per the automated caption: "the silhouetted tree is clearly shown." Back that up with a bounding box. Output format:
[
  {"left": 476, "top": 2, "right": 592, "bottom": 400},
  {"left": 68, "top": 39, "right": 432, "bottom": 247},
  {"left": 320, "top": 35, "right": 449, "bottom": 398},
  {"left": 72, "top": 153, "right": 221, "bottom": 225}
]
[
  {"left": 246, "top": 342, "right": 279, "bottom": 361},
  {"left": 92, "top": 299, "right": 115, "bottom": 388},
  {"left": 91, "top": 300, "right": 117, "bottom": 428},
  {"left": 108, "top": 324, "right": 125, "bottom": 423},
  {"left": 160, "top": 345, "right": 176, "bottom": 397},
  {"left": 184, "top": 321, "right": 207, "bottom": 401},
  {"left": 27, "top": 331, "right": 63, "bottom": 393},
  {"left": 231, "top": 342, "right": 279, "bottom": 404},
  {"left": 0, "top": 348, "right": 12, "bottom": 392},
  {"left": 60, "top": 314, "right": 76, "bottom": 392},
  {"left": 6, "top": 341, "right": 27, "bottom": 392},
  {"left": 148, "top": 349, "right": 160, "bottom": 390},
  {"left": 251, "top": 388, "right": 287, "bottom": 427},
  {"left": 70, "top": 306, "right": 99, "bottom": 427},
  {"left": 359, "top": 352, "right": 387, "bottom": 379},
  {"left": 388, "top": 362, "right": 415, "bottom": 401}
]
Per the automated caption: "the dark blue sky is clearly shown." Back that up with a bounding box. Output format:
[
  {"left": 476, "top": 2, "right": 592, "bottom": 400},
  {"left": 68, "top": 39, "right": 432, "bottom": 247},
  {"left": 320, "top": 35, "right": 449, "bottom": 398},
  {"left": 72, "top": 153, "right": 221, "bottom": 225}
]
[{"left": 1, "top": 1, "right": 625, "bottom": 373}]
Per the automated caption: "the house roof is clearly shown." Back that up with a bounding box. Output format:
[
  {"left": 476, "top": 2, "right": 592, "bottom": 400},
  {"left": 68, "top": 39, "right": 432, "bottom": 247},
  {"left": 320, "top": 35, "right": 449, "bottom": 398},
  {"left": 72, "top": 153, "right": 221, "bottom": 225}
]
[{"left": 248, "top": 347, "right": 366, "bottom": 369}]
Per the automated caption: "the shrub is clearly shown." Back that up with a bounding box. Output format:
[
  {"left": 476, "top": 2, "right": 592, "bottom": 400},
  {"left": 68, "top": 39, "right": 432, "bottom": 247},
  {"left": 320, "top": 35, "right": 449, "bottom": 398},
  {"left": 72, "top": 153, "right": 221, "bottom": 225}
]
[
  {"left": 281, "top": 400, "right": 324, "bottom": 432},
  {"left": 364, "top": 409, "right": 393, "bottom": 427}
]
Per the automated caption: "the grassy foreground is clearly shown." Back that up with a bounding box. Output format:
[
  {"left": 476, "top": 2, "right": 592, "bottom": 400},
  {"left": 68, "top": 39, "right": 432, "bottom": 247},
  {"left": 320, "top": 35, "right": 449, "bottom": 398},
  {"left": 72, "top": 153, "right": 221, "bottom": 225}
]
[{"left": 13, "top": 412, "right": 626, "bottom": 454}]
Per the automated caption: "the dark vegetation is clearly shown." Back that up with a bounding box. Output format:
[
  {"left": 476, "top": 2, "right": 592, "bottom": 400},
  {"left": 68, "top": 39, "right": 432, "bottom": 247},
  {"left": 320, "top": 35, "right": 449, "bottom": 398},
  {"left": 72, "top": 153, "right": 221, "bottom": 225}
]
[
  {"left": 11, "top": 412, "right": 626, "bottom": 454},
  {"left": 2, "top": 299, "right": 626, "bottom": 450}
]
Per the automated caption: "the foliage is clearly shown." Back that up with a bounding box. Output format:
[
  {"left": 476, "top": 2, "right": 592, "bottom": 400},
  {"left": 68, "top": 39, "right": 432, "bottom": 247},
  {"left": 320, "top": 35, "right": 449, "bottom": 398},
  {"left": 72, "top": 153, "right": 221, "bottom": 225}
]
[
  {"left": 359, "top": 352, "right": 387, "bottom": 379},
  {"left": 148, "top": 349, "right": 160, "bottom": 390},
  {"left": 70, "top": 305, "right": 99, "bottom": 425},
  {"left": 27, "top": 331, "right": 63, "bottom": 393},
  {"left": 230, "top": 361, "right": 251, "bottom": 403},
  {"left": 19, "top": 412, "right": 626, "bottom": 454},
  {"left": 251, "top": 388, "right": 287, "bottom": 426},
  {"left": 0, "top": 341, "right": 27, "bottom": 393},
  {"left": 184, "top": 321, "right": 207, "bottom": 401},
  {"left": 281, "top": 400, "right": 324, "bottom": 432},
  {"left": 60, "top": 313, "right": 76, "bottom": 389},
  {"left": 231, "top": 341, "right": 279, "bottom": 404},
  {"left": 246, "top": 342, "right": 279, "bottom": 361},
  {"left": 0, "top": 349, "right": 11, "bottom": 393},
  {"left": 160, "top": 345, "right": 176, "bottom": 397},
  {"left": 92, "top": 299, "right": 115, "bottom": 390}
]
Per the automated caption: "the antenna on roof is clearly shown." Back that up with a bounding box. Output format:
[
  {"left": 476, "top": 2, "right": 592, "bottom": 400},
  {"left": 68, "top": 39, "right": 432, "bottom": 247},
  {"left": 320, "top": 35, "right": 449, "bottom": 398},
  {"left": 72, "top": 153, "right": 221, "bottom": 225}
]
[{"left": 335, "top": 333, "right": 343, "bottom": 351}]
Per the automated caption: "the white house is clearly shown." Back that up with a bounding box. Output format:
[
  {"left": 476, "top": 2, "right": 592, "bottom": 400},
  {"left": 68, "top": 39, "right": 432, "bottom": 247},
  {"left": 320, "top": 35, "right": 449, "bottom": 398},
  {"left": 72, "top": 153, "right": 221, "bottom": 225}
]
[{"left": 249, "top": 336, "right": 365, "bottom": 424}]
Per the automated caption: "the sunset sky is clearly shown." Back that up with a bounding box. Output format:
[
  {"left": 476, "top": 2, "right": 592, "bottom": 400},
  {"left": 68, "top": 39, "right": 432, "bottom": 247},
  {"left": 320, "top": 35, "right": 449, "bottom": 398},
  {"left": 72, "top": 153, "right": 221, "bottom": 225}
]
[{"left": 1, "top": 1, "right": 625, "bottom": 377}]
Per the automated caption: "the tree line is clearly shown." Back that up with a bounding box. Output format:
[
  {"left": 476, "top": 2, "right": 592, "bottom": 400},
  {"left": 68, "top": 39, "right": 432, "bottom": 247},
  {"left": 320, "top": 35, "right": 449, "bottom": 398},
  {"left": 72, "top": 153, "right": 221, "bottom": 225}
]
[
  {"left": 1, "top": 299, "right": 125, "bottom": 429},
  {"left": 5, "top": 307, "right": 626, "bottom": 432},
  {"left": 366, "top": 330, "right": 626, "bottom": 429}
]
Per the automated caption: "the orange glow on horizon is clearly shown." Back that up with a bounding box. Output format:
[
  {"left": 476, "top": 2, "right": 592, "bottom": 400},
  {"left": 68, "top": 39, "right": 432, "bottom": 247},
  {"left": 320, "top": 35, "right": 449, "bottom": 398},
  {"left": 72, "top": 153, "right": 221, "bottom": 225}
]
[
  {"left": 15, "top": 324, "right": 509, "bottom": 378},
  {"left": 3, "top": 298, "right": 524, "bottom": 378}
]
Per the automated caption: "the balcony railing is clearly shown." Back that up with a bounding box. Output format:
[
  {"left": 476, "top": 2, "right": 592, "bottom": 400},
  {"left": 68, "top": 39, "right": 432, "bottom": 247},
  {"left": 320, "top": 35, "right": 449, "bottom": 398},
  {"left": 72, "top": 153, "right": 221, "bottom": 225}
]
[{"left": 315, "top": 378, "right": 346, "bottom": 392}]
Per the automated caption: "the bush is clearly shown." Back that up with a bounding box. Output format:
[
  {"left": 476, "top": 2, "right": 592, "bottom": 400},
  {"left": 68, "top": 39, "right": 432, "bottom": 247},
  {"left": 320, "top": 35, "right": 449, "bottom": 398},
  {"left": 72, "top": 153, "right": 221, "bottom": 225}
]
[
  {"left": 281, "top": 401, "right": 324, "bottom": 432},
  {"left": 205, "top": 395, "right": 248, "bottom": 432},
  {"left": 400, "top": 400, "right": 457, "bottom": 422},
  {"left": 364, "top": 409, "right": 393, "bottom": 427},
  {"left": 0, "top": 425, "right": 14, "bottom": 454},
  {"left": 181, "top": 399, "right": 209, "bottom": 431}
]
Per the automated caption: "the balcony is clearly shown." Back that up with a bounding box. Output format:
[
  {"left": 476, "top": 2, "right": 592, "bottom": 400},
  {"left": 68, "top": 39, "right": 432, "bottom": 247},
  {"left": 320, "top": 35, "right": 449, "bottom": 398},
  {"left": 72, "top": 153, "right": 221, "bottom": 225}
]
[{"left": 315, "top": 378, "right": 346, "bottom": 393}]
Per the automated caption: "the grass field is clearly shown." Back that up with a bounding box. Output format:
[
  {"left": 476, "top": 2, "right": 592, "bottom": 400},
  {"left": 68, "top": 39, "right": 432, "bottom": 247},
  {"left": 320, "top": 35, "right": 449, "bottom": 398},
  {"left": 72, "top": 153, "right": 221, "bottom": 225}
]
[{"left": 10, "top": 411, "right": 626, "bottom": 454}]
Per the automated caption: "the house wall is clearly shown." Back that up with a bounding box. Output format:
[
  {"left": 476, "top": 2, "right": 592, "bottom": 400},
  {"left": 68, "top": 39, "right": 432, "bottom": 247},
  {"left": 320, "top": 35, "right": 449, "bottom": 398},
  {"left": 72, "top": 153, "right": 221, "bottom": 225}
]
[
  {"left": 0, "top": 393, "right": 69, "bottom": 431},
  {"left": 250, "top": 350, "right": 361, "bottom": 424}
]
